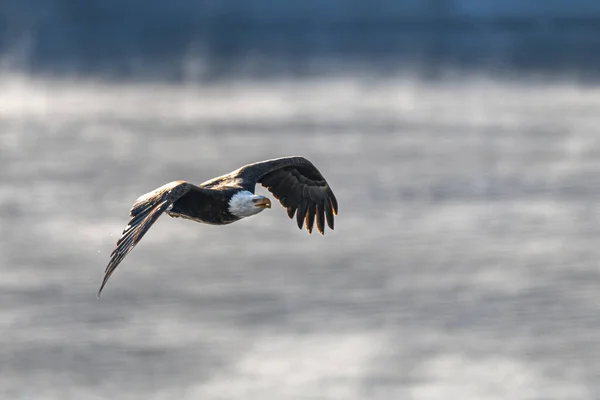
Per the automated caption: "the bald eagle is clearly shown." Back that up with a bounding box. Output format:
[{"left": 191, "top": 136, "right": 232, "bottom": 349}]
[{"left": 98, "top": 156, "right": 338, "bottom": 296}]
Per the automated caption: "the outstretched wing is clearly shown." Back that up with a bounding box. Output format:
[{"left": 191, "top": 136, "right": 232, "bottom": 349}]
[
  {"left": 98, "top": 180, "right": 193, "bottom": 297},
  {"left": 236, "top": 156, "right": 338, "bottom": 235}
]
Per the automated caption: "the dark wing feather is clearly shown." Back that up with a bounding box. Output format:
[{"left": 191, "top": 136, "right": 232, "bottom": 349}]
[
  {"left": 98, "top": 181, "right": 193, "bottom": 297},
  {"left": 316, "top": 200, "right": 325, "bottom": 234},
  {"left": 235, "top": 156, "right": 338, "bottom": 234}
]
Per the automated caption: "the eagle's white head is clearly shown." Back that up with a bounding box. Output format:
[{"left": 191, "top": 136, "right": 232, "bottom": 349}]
[{"left": 228, "top": 190, "right": 271, "bottom": 218}]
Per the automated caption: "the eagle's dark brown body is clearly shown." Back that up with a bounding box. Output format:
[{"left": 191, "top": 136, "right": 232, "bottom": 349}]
[{"left": 166, "top": 186, "right": 241, "bottom": 225}]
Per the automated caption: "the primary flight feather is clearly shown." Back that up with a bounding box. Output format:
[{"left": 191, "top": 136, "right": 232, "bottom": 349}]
[{"left": 98, "top": 156, "right": 338, "bottom": 296}]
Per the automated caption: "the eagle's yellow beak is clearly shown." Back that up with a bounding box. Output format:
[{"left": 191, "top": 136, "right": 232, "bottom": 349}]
[{"left": 254, "top": 197, "right": 271, "bottom": 209}]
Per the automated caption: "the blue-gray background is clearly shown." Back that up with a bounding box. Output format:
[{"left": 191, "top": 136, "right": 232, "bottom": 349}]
[
  {"left": 1, "top": 1, "right": 600, "bottom": 399},
  {"left": 2, "top": 0, "right": 600, "bottom": 79}
]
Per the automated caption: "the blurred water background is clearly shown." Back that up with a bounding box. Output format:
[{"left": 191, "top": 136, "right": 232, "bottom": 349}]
[{"left": 2, "top": 1, "right": 600, "bottom": 399}]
